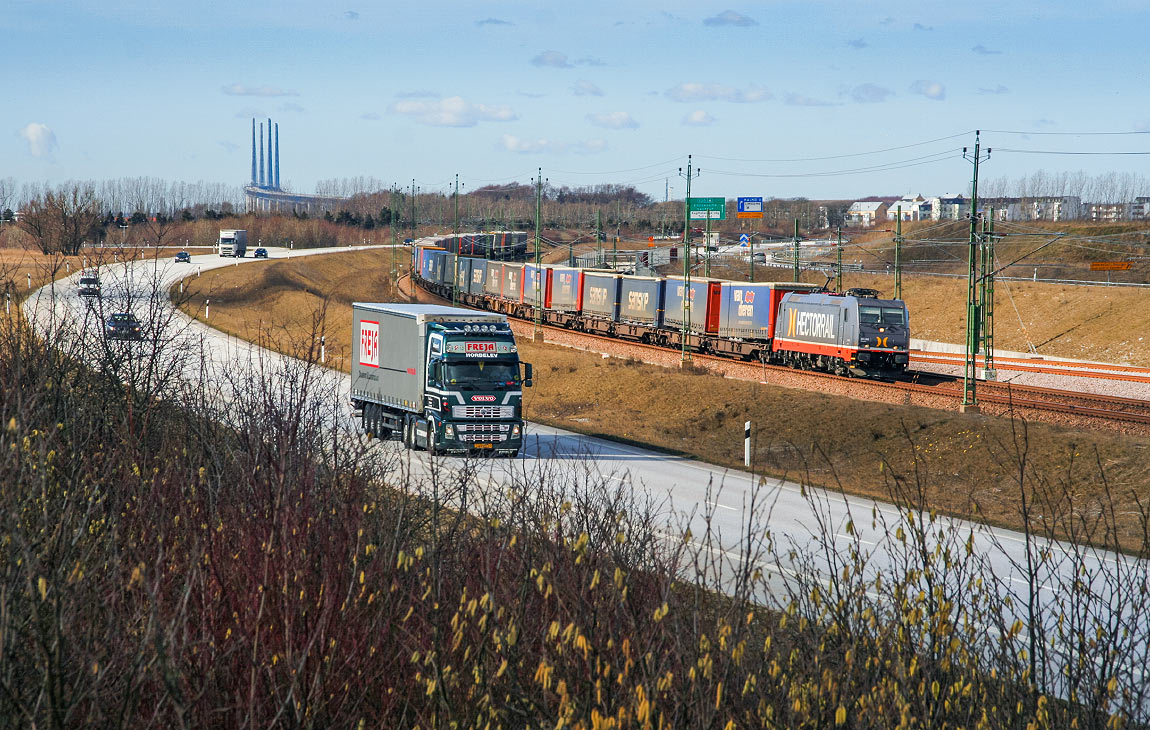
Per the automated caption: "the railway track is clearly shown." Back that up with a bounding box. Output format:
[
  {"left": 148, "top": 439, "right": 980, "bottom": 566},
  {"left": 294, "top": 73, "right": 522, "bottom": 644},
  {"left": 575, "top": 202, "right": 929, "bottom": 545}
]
[
  {"left": 911, "top": 351, "right": 1150, "bottom": 384},
  {"left": 406, "top": 275, "right": 1150, "bottom": 429}
]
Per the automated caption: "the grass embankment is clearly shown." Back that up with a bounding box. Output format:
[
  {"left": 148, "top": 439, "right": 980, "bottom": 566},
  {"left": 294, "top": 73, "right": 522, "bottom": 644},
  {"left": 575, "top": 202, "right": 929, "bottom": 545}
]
[{"left": 176, "top": 249, "right": 1150, "bottom": 549}]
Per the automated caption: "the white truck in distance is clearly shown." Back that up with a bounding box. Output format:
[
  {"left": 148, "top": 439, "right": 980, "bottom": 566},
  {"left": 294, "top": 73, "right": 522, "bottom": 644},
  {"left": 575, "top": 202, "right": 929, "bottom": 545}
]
[{"left": 218, "top": 229, "right": 248, "bottom": 257}]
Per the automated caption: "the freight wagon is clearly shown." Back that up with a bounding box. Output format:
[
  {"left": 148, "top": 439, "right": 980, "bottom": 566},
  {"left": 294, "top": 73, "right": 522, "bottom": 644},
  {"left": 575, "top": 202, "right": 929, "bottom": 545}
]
[{"left": 411, "top": 239, "right": 911, "bottom": 378}]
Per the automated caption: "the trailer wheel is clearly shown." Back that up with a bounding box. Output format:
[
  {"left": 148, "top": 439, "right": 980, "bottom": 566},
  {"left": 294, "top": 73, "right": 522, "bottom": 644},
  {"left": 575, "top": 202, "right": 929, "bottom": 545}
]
[{"left": 402, "top": 418, "right": 413, "bottom": 449}]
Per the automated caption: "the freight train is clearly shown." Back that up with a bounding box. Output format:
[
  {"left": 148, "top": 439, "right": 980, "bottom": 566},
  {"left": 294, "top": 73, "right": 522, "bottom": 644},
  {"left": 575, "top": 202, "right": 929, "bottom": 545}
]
[{"left": 412, "top": 240, "right": 910, "bottom": 378}]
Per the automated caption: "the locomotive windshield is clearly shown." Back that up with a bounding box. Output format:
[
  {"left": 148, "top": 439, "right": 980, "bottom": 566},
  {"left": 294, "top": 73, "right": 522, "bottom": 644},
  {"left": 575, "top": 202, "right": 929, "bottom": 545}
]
[{"left": 859, "top": 306, "right": 905, "bottom": 326}]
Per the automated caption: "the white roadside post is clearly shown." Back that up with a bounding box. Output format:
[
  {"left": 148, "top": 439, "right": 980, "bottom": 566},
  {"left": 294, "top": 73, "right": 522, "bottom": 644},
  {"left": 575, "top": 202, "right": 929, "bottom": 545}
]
[
  {"left": 27, "top": 273, "right": 31, "bottom": 290},
  {"left": 744, "top": 421, "right": 751, "bottom": 467},
  {"left": 205, "top": 299, "right": 210, "bottom": 320},
  {"left": 321, "top": 335, "right": 326, "bottom": 364}
]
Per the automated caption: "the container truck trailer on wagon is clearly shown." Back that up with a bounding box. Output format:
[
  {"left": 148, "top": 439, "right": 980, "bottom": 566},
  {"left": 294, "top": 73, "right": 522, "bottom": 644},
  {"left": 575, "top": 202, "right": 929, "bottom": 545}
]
[{"left": 350, "top": 303, "right": 533, "bottom": 456}]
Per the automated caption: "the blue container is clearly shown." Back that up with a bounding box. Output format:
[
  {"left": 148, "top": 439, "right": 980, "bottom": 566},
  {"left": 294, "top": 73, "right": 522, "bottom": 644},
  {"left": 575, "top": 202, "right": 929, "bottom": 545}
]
[
  {"left": 523, "top": 263, "right": 548, "bottom": 306},
  {"left": 618, "top": 276, "right": 665, "bottom": 326},
  {"left": 420, "top": 249, "right": 444, "bottom": 282},
  {"left": 466, "top": 259, "right": 488, "bottom": 295},
  {"left": 453, "top": 256, "right": 472, "bottom": 290},
  {"left": 663, "top": 277, "right": 720, "bottom": 334},
  {"left": 581, "top": 272, "right": 621, "bottom": 321},
  {"left": 549, "top": 267, "right": 582, "bottom": 312}
]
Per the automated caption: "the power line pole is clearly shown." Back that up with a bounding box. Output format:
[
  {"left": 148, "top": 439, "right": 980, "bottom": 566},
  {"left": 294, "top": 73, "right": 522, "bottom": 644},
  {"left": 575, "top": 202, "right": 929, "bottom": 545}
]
[
  {"left": 894, "top": 206, "right": 903, "bottom": 300},
  {"left": 962, "top": 130, "right": 991, "bottom": 410},
  {"left": 679, "top": 156, "right": 700, "bottom": 363},
  {"left": 595, "top": 209, "right": 602, "bottom": 266},
  {"left": 836, "top": 225, "right": 843, "bottom": 292},
  {"left": 452, "top": 173, "right": 460, "bottom": 306},
  {"left": 613, "top": 224, "right": 619, "bottom": 270},
  {"left": 792, "top": 218, "right": 800, "bottom": 282},
  {"left": 749, "top": 231, "right": 755, "bottom": 283},
  {"left": 704, "top": 214, "right": 711, "bottom": 278},
  {"left": 981, "top": 208, "right": 997, "bottom": 380},
  {"left": 533, "top": 168, "right": 545, "bottom": 342}
]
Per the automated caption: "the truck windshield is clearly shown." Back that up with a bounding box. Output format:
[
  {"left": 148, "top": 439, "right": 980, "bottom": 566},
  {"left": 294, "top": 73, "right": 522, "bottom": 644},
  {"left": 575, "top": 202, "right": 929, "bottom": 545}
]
[{"left": 443, "top": 360, "right": 520, "bottom": 388}]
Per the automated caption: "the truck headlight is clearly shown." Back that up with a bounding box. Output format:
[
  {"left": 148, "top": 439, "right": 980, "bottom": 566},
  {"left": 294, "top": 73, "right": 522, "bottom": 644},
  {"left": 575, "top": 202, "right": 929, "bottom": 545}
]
[
  {"left": 445, "top": 424, "right": 455, "bottom": 438},
  {"left": 511, "top": 424, "right": 521, "bottom": 437}
]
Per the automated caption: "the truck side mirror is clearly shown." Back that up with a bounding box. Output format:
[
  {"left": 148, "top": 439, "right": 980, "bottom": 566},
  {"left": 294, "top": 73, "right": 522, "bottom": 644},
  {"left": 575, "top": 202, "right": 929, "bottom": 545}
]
[{"left": 523, "top": 362, "right": 533, "bottom": 388}]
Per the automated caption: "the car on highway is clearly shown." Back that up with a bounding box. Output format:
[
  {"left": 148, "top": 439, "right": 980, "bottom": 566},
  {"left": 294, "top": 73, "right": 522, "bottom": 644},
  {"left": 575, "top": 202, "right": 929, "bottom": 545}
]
[
  {"left": 77, "top": 274, "right": 101, "bottom": 298},
  {"left": 253, "top": 247, "right": 268, "bottom": 258},
  {"left": 105, "top": 312, "right": 143, "bottom": 341},
  {"left": 174, "top": 251, "right": 192, "bottom": 263}
]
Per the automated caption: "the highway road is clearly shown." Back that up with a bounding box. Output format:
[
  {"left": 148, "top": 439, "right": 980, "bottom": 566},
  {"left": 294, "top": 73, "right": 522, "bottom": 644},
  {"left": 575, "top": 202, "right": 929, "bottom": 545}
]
[{"left": 22, "top": 243, "right": 1150, "bottom": 709}]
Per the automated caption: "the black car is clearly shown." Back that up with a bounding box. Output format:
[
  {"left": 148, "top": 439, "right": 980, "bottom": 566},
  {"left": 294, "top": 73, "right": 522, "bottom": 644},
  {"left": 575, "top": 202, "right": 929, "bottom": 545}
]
[
  {"left": 77, "top": 275, "right": 101, "bottom": 298},
  {"left": 105, "top": 313, "right": 144, "bottom": 341},
  {"left": 253, "top": 247, "right": 268, "bottom": 258},
  {"left": 174, "top": 251, "right": 191, "bottom": 263}
]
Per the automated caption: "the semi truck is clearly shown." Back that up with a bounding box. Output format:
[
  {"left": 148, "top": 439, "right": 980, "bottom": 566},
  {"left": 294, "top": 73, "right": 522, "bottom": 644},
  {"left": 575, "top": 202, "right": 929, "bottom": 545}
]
[
  {"left": 218, "top": 229, "right": 248, "bottom": 257},
  {"left": 351, "top": 303, "right": 532, "bottom": 457}
]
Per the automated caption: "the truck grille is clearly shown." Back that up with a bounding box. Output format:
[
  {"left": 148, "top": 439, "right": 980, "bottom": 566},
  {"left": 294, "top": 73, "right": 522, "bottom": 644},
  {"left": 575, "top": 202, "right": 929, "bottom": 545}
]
[
  {"left": 456, "top": 423, "right": 510, "bottom": 443},
  {"left": 453, "top": 405, "right": 514, "bottom": 419}
]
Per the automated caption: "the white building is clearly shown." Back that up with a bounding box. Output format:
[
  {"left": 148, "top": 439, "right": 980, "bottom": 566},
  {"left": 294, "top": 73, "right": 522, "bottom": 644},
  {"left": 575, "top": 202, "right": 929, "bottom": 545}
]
[{"left": 845, "top": 201, "right": 889, "bottom": 228}]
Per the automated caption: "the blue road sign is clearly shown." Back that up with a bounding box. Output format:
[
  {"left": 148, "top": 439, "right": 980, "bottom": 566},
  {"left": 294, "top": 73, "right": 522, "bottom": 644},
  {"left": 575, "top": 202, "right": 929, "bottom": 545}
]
[
  {"left": 737, "top": 197, "right": 763, "bottom": 219},
  {"left": 739, "top": 233, "right": 750, "bottom": 246}
]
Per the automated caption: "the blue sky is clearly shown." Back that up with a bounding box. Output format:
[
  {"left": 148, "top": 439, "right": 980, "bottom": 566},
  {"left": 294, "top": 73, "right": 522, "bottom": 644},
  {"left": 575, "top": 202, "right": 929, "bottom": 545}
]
[{"left": 5, "top": 0, "right": 1150, "bottom": 202}]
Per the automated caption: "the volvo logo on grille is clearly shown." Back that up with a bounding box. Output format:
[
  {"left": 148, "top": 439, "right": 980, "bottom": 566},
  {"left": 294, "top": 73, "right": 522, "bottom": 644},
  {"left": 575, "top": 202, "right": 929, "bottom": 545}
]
[{"left": 470, "top": 395, "right": 496, "bottom": 402}]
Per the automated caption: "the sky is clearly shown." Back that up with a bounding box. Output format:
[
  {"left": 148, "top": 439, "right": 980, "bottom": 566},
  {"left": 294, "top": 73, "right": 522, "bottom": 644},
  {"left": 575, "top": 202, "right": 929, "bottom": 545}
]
[{"left": 4, "top": 0, "right": 1150, "bottom": 203}]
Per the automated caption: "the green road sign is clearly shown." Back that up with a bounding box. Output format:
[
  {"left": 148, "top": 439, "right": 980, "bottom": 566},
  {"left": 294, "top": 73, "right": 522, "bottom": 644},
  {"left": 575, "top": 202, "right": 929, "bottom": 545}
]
[{"left": 688, "top": 196, "right": 726, "bottom": 220}]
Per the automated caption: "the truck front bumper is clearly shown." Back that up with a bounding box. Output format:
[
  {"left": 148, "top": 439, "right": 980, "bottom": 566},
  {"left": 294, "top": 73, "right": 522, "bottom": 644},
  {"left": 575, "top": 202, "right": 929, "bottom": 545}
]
[{"left": 439, "top": 420, "right": 524, "bottom": 455}]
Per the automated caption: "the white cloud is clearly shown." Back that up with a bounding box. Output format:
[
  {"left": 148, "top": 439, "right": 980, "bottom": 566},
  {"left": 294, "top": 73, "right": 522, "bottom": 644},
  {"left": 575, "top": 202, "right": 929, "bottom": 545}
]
[
  {"left": 499, "top": 135, "right": 607, "bottom": 154},
  {"left": 279, "top": 102, "right": 306, "bottom": 113},
  {"left": 972, "top": 44, "right": 1001, "bottom": 55},
  {"left": 783, "top": 93, "right": 836, "bottom": 107},
  {"left": 703, "top": 10, "right": 757, "bottom": 26},
  {"left": 361, "top": 112, "right": 381, "bottom": 120},
  {"left": 572, "top": 80, "right": 603, "bottom": 97},
  {"left": 683, "top": 110, "right": 715, "bottom": 126},
  {"left": 531, "top": 50, "right": 572, "bottom": 68},
  {"left": 221, "top": 83, "right": 298, "bottom": 97},
  {"left": 665, "top": 82, "right": 770, "bottom": 103},
  {"left": 344, "top": 10, "right": 359, "bottom": 20},
  {"left": 395, "top": 89, "right": 439, "bottom": 99},
  {"left": 909, "top": 80, "right": 946, "bottom": 100},
  {"left": 390, "top": 96, "right": 516, "bottom": 127},
  {"left": 978, "top": 85, "right": 1009, "bottom": 95},
  {"left": 586, "top": 111, "right": 638, "bottom": 129},
  {"left": 847, "top": 83, "right": 893, "bottom": 103},
  {"left": 19, "top": 123, "right": 57, "bottom": 158},
  {"left": 476, "top": 17, "right": 512, "bottom": 26}
]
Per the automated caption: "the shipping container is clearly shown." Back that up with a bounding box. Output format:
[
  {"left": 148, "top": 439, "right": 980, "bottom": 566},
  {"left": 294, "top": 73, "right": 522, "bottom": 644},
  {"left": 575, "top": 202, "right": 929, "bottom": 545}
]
[
  {"left": 617, "top": 275, "right": 666, "bottom": 326},
  {"left": 483, "top": 261, "right": 503, "bottom": 297},
  {"left": 717, "top": 281, "right": 821, "bottom": 340},
  {"left": 663, "top": 276, "right": 722, "bottom": 334},
  {"left": 581, "top": 272, "right": 622, "bottom": 321},
  {"left": 500, "top": 263, "right": 525, "bottom": 301},
  {"left": 523, "top": 263, "right": 552, "bottom": 308},
  {"left": 467, "top": 259, "right": 488, "bottom": 296},
  {"left": 549, "top": 267, "right": 583, "bottom": 312}
]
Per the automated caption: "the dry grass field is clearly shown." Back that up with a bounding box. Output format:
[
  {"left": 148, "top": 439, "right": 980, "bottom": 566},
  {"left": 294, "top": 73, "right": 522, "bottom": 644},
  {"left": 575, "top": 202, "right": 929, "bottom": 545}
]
[{"left": 177, "top": 249, "right": 1150, "bottom": 547}]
